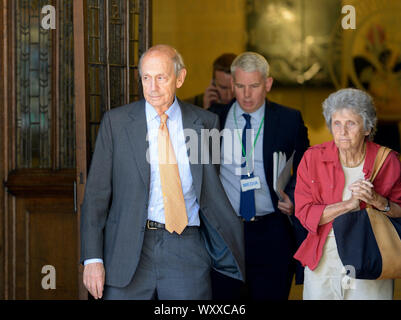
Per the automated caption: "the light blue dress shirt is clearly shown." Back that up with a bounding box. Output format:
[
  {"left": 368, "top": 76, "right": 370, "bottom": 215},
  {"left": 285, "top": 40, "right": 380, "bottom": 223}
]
[
  {"left": 84, "top": 98, "right": 200, "bottom": 266},
  {"left": 145, "top": 98, "right": 200, "bottom": 226},
  {"left": 219, "top": 101, "right": 275, "bottom": 217}
]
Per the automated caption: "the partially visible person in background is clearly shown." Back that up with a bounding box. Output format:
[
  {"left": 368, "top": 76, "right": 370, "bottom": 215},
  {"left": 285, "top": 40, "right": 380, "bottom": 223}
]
[
  {"left": 294, "top": 88, "right": 401, "bottom": 300},
  {"left": 186, "top": 53, "right": 236, "bottom": 109}
]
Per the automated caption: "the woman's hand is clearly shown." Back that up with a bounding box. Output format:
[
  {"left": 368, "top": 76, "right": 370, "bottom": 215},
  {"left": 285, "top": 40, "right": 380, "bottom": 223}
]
[
  {"left": 348, "top": 193, "right": 361, "bottom": 211},
  {"left": 348, "top": 179, "right": 386, "bottom": 209},
  {"left": 348, "top": 179, "right": 401, "bottom": 217}
]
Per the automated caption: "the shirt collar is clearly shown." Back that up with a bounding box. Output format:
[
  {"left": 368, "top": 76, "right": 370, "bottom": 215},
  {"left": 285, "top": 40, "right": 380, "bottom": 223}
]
[
  {"left": 321, "top": 141, "right": 340, "bottom": 162},
  {"left": 165, "top": 97, "right": 180, "bottom": 121},
  {"left": 145, "top": 97, "right": 180, "bottom": 123},
  {"left": 235, "top": 101, "right": 265, "bottom": 121}
]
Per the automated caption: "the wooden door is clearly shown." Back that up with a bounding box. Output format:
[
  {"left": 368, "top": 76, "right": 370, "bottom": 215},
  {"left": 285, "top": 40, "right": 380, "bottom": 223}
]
[
  {"left": 0, "top": 0, "right": 151, "bottom": 299},
  {"left": 1, "top": 0, "right": 77, "bottom": 299}
]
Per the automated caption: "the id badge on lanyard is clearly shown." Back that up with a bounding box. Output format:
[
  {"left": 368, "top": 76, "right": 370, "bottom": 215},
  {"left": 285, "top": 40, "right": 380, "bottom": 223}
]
[{"left": 240, "top": 176, "right": 261, "bottom": 192}]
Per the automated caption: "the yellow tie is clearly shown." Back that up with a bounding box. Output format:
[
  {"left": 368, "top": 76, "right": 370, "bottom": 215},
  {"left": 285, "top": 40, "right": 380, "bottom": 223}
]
[{"left": 158, "top": 113, "right": 188, "bottom": 234}]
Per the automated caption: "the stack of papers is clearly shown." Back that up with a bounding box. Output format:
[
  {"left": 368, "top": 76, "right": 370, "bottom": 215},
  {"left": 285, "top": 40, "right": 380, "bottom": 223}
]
[{"left": 273, "top": 151, "right": 295, "bottom": 201}]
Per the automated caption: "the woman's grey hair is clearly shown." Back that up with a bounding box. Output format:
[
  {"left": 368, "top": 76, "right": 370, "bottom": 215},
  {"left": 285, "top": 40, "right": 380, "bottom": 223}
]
[
  {"left": 138, "top": 45, "right": 186, "bottom": 77},
  {"left": 230, "top": 52, "right": 270, "bottom": 79},
  {"left": 322, "top": 88, "right": 377, "bottom": 140}
]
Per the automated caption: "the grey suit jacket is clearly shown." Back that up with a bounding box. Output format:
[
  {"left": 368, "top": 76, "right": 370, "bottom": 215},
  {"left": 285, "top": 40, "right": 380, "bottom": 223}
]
[{"left": 80, "top": 99, "right": 245, "bottom": 288}]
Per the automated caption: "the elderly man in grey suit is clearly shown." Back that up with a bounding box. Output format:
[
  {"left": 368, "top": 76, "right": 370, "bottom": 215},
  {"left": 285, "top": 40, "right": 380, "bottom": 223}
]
[{"left": 80, "top": 44, "right": 245, "bottom": 300}]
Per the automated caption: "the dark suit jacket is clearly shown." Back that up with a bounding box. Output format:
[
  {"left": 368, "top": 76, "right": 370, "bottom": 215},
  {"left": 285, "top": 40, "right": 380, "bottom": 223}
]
[
  {"left": 80, "top": 99, "right": 245, "bottom": 288},
  {"left": 209, "top": 99, "right": 309, "bottom": 284}
]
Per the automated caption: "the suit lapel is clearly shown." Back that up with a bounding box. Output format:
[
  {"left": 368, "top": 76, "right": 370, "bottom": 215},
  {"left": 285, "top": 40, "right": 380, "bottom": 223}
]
[
  {"left": 178, "top": 100, "right": 204, "bottom": 202},
  {"left": 125, "top": 100, "right": 150, "bottom": 191},
  {"left": 263, "top": 99, "right": 279, "bottom": 189}
]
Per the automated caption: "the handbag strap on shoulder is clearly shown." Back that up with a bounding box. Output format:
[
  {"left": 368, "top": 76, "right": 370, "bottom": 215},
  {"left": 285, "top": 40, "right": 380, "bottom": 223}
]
[{"left": 370, "top": 146, "right": 392, "bottom": 183}]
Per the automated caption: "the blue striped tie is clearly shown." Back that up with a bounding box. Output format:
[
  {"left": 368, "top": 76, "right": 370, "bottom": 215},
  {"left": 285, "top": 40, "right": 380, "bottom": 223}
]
[{"left": 239, "top": 113, "right": 256, "bottom": 221}]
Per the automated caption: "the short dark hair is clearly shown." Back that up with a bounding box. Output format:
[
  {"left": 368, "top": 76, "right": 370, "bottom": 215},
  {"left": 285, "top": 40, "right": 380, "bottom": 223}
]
[{"left": 213, "top": 53, "right": 237, "bottom": 78}]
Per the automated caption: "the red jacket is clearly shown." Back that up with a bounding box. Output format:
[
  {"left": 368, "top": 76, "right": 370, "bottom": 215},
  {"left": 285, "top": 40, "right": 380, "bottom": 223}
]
[{"left": 294, "top": 140, "right": 401, "bottom": 270}]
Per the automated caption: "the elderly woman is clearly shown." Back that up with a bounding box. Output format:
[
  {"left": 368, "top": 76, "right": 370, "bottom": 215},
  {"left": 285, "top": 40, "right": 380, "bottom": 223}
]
[{"left": 294, "top": 88, "right": 401, "bottom": 300}]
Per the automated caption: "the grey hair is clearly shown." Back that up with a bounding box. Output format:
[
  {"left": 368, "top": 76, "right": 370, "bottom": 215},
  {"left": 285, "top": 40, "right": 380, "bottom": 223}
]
[
  {"left": 170, "top": 49, "right": 186, "bottom": 76},
  {"left": 322, "top": 88, "right": 377, "bottom": 140},
  {"left": 230, "top": 52, "right": 270, "bottom": 79},
  {"left": 138, "top": 45, "right": 186, "bottom": 77}
]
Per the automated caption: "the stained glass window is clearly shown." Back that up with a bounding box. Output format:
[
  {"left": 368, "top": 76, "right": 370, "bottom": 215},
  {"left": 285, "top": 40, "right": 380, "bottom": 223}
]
[
  {"left": 16, "top": 0, "right": 52, "bottom": 168},
  {"left": 15, "top": 0, "right": 75, "bottom": 168},
  {"left": 15, "top": 0, "right": 147, "bottom": 166},
  {"left": 59, "top": 0, "right": 75, "bottom": 168},
  {"left": 87, "top": 0, "right": 143, "bottom": 156}
]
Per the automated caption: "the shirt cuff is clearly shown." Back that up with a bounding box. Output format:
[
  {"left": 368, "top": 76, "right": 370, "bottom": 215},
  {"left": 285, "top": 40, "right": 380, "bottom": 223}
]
[
  {"left": 306, "top": 204, "right": 326, "bottom": 234},
  {"left": 84, "top": 258, "right": 104, "bottom": 266}
]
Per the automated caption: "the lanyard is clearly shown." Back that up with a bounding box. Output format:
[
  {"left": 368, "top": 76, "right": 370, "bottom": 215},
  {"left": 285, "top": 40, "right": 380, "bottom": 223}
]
[{"left": 233, "top": 104, "right": 264, "bottom": 176}]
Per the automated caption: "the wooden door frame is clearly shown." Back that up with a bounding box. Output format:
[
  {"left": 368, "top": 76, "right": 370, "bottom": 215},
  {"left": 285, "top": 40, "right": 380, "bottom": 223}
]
[
  {"left": 1, "top": 0, "right": 14, "bottom": 300},
  {"left": 0, "top": 0, "right": 5, "bottom": 300},
  {"left": 73, "top": 0, "right": 89, "bottom": 300}
]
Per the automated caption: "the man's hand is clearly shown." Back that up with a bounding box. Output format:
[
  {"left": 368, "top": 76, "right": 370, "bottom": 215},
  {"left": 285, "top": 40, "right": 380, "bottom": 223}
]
[
  {"left": 277, "top": 190, "right": 294, "bottom": 216},
  {"left": 203, "top": 80, "right": 220, "bottom": 109},
  {"left": 83, "top": 262, "right": 105, "bottom": 299}
]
